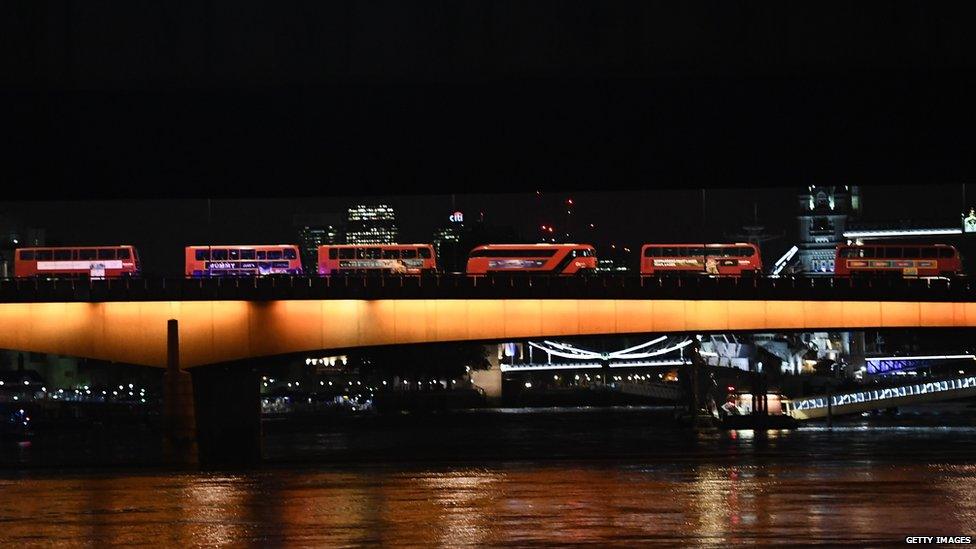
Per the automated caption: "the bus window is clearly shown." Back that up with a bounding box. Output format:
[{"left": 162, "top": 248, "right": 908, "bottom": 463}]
[
  {"left": 257, "top": 251, "right": 267, "bottom": 260},
  {"left": 662, "top": 247, "right": 677, "bottom": 257},
  {"left": 921, "top": 248, "right": 938, "bottom": 258},
  {"left": 903, "top": 247, "right": 920, "bottom": 258},
  {"left": 284, "top": 248, "right": 297, "bottom": 260},
  {"left": 403, "top": 248, "right": 418, "bottom": 259},
  {"left": 739, "top": 247, "right": 754, "bottom": 257},
  {"left": 339, "top": 248, "right": 354, "bottom": 259},
  {"left": 268, "top": 250, "right": 283, "bottom": 260},
  {"left": 940, "top": 247, "right": 955, "bottom": 258},
  {"left": 419, "top": 247, "right": 432, "bottom": 259},
  {"left": 212, "top": 249, "right": 228, "bottom": 260},
  {"left": 643, "top": 247, "right": 658, "bottom": 257},
  {"left": 195, "top": 250, "right": 209, "bottom": 261},
  {"left": 228, "top": 249, "right": 240, "bottom": 260},
  {"left": 36, "top": 250, "right": 52, "bottom": 260},
  {"left": 54, "top": 249, "right": 73, "bottom": 260},
  {"left": 884, "top": 248, "right": 902, "bottom": 259},
  {"left": 79, "top": 249, "right": 96, "bottom": 260},
  {"left": 19, "top": 250, "right": 34, "bottom": 260},
  {"left": 98, "top": 249, "right": 116, "bottom": 260},
  {"left": 382, "top": 249, "right": 400, "bottom": 259},
  {"left": 327, "top": 249, "right": 337, "bottom": 260},
  {"left": 118, "top": 249, "right": 130, "bottom": 260},
  {"left": 356, "top": 248, "right": 374, "bottom": 259},
  {"left": 241, "top": 249, "right": 256, "bottom": 260}
]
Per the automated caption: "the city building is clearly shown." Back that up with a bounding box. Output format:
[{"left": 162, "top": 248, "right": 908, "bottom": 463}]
[
  {"left": 795, "top": 185, "right": 860, "bottom": 275},
  {"left": 345, "top": 204, "right": 398, "bottom": 245},
  {"left": 293, "top": 213, "right": 344, "bottom": 272},
  {"left": 0, "top": 213, "right": 45, "bottom": 278},
  {"left": 432, "top": 210, "right": 465, "bottom": 268}
]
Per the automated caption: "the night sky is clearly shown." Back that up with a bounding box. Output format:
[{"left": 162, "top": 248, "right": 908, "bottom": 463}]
[
  {"left": 4, "top": 3, "right": 976, "bottom": 200},
  {"left": 0, "top": 184, "right": 966, "bottom": 276},
  {"left": 2, "top": 3, "right": 974, "bottom": 276}
]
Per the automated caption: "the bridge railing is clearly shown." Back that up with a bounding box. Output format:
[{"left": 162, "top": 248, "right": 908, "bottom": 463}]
[
  {"left": 0, "top": 274, "right": 972, "bottom": 302},
  {"left": 784, "top": 373, "right": 976, "bottom": 418}
]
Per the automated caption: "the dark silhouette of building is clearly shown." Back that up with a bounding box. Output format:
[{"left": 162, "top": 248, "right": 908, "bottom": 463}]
[{"left": 293, "top": 213, "right": 344, "bottom": 273}]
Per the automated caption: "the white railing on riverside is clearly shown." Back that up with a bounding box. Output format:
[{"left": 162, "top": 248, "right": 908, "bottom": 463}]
[
  {"left": 787, "top": 375, "right": 976, "bottom": 414},
  {"left": 499, "top": 359, "right": 691, "bottom": 372}
]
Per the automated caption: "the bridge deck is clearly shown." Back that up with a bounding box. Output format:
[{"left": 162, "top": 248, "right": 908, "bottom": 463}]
[{"left": 0, "top": 275, "right": 973, "bottom": 303}]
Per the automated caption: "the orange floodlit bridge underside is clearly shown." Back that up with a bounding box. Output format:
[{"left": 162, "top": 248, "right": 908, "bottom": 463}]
[{"left": 1, "top": 299, "right": 975, "bottom": 368}]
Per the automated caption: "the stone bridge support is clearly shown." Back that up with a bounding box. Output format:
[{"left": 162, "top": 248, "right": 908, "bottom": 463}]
[{"left": 162, "top": 319, "right": 262, "bottom": 467}]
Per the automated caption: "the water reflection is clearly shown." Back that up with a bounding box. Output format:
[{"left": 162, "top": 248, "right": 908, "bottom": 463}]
[
  {"left": 182, "top": 476, "right": 250, "bottom": 546},
  {"left": 1, "top": 459, "right": 975, "bottom": 546},
  {"left": 3, "top": 409, "right": 976, "bottom": 545}
]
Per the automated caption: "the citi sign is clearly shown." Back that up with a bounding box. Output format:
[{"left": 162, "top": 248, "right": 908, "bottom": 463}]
[{"left": 449, "top": 211, "right": 464, "bottom": 223}]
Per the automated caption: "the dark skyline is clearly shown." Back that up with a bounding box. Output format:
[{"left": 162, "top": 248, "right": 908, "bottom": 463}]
[
  {"left": 5, "top": 4, "right": 976, "bottom": 199},
  {"left": 1, "top": 184, "right": 966, "bottom": 276}
]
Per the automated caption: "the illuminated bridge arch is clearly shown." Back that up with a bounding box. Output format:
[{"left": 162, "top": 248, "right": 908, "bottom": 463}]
[{"left": 2, "top": 298, "right": 976, "bottom": 368}]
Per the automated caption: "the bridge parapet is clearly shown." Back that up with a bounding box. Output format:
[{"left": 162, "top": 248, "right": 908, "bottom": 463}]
[{"left": 0, "top": 275, "right": 972, "bottom": 303}]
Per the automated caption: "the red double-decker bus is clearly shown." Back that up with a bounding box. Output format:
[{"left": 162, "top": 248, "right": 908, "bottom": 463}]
[
  {"left": 640, "top": 243, "right": 762, "bottom": 276},
  {"left": 185, "top": 245, "right": 303, "bottom": 277},
  {"left": 14, "top": 245, "right": 141, "bottom": 278},
  {"left": 834, "top": 243, "right": 962, "bottom": 277},
  {"left": 317, "top": 244, "right": 437, "bottom": 275},
  {"left": 466, "top": 244, "right": 597, "bottom": 275}
]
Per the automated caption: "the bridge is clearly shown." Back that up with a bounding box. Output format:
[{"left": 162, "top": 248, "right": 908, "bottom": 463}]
[
  {"left": 785, "top": 374, "right": 976, "bottom": 420},
  {"left": 3, "top": 275, "right": 976, "bottom": 368},
  {"left": 3, "top": 274, "right": 976, "bottom": 465}
]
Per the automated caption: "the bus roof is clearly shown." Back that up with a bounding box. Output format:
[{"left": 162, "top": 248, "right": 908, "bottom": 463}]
[
  {"left": 318, "top": 244, "right": 433, "bottom": 247},
  {"left": 16, "top": 245, "right": 135, "bottom": 250},
  {"left": 471, "top": 243, "right": 594, "bottom": 249},
  {"left": 641, "top": 242, "right": 755, "bottom": 247},
  {"left": 186, "top": 244, "right": 298, "bottom": 249}
]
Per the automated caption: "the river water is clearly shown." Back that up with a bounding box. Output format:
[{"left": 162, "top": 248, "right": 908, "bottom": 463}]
[{"left": 2, "top": 406, "right": 975, "bottom": 546}]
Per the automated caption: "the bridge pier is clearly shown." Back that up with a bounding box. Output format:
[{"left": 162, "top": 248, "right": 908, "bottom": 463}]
[
  {"left": 162, "top": 319, "right": 198, "bottom": 466},
  {"left": 191, "top": 362, "right": 263, "bottom": 467}
]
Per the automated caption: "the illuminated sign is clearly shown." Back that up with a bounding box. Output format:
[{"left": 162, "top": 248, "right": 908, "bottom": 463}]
[
  {"left": 449, "top": 211, "right": 464, "bottom": 223},
  {"left": 37, "top": 261, "right": 124, "bottom": 270},
  {"left": 337, "top": 259, "right": 423, "bottom": 271},
  {"left": 653, "top": 259, "right": 700, "bottom": 267}
]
